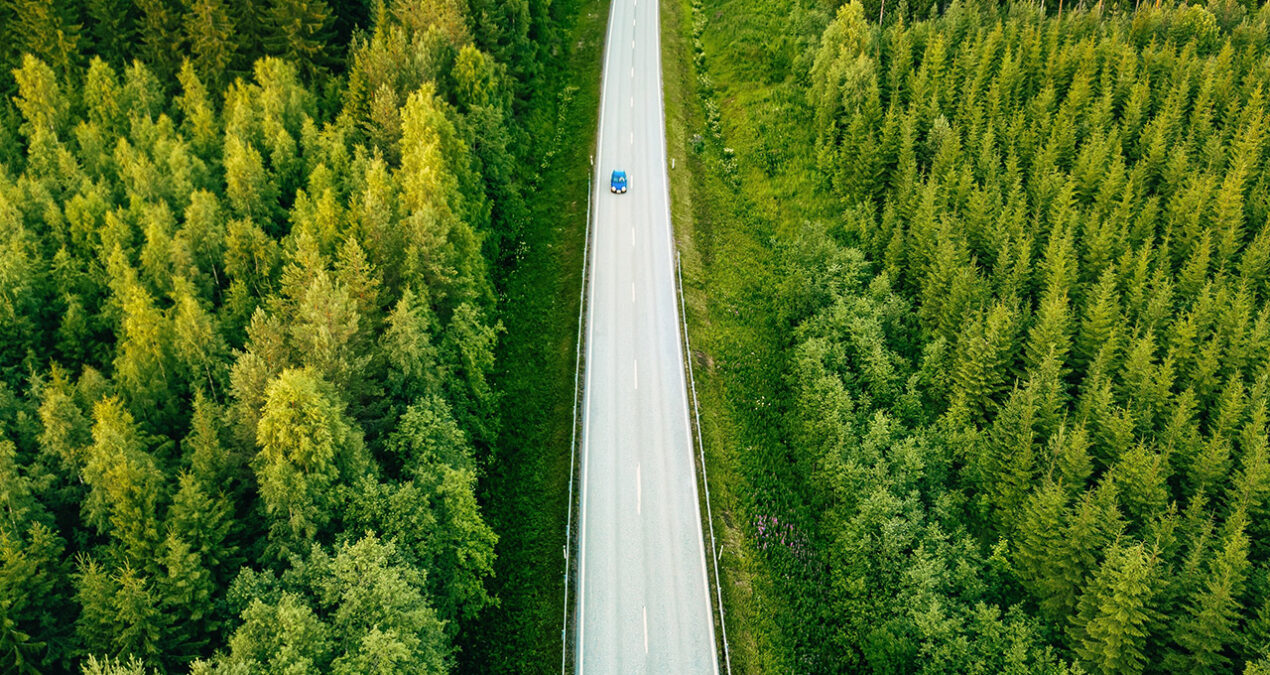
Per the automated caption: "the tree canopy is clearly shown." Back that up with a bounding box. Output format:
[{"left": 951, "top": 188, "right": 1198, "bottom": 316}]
[
  {"left": 0, "top": 0, "right": 554, "bottom": 670},
  {"left": 707, "top": 0, "right": 1270, "bottom": 670}
]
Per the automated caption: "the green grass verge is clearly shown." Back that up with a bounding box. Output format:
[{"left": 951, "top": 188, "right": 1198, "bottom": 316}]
[
  {"left": 659, "top": 0, "right": 841, "bottom": 670},
  {"left": 461, "top": 0, "right": 607, "bottom": 671}
]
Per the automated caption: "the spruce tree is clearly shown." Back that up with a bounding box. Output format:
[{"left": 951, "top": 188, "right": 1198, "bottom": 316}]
[
  {"left": 1070, "top": 542, "right": 1161, "bottom": 674},
  {"left": 262, "top": 0, "right": 334, "bottom": 78},
  {"left": 183, "top": 0, "right": 239, "bottom": 91},
  {"left": 252, "top": 368, "right": 369, "bottom": 557},
  {"left": 1172, "top": 521, "right": 1249, "bottom": 673}
]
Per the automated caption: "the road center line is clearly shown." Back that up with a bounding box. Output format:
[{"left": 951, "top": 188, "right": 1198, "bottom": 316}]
[
  {"left": 632, "top": 225, "right": 636, "bottom": 247},
  {"left": 632, "top": 280, "right": 636, "bottom": 303},
  {"left": 637, "top": 463, "right": 642, "bottom": 514},
  {"left": 630, "top": 131, "right": 634, "bottom": 145},
  {"left": 643, "top": 605, "right": 649, "bottom": 653},
  {"left": 634, "top": 359, "right": 638, "bottom": 390}
]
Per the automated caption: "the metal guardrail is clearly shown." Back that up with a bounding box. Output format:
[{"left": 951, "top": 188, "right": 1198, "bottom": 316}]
[
  {"left": 562, "top": 172, "right": 593, "bottom": 674},
  {"left": 676, "top": 249, "right": 732, "bottom": 674}
]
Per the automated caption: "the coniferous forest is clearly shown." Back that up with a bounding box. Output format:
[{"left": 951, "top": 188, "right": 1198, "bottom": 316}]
[
  {"left": 0, "top": 0, "right": 560, "bottom": 672},
  {"left": 677, "top": 0, "right": 1270, "bottom": 671},
  {"left": 8, "top": 0, "right": 1270, "bottom": 671}
]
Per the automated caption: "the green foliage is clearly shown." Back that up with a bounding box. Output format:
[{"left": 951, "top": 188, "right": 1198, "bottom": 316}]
[
  {"left": 681, "top": 0, "right": 1270, "bottom": 669},
  {"left": 183, "top": 0, "right": 240, "bottom": 92},
  {"left": 208, "top": 534, "right": 449, "bottom": 673},
  {"left": 253, "top": 368, "right": 370, "bottom": 557},
  {"left": 0, "top": 0, "right": 563, "bottom": 665}
]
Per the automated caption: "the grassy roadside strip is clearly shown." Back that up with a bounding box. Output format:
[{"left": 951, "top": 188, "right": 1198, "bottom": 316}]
[
  {"left": 660, "top": 0, "right": 801, "bottom": 670},
  {"left": 461, "top": 0, "right": 607, "bottom": 670}
]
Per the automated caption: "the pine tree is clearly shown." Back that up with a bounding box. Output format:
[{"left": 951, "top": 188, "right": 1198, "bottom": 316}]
[
  {"left": 11, "top": 55, "right": 71, "bottom": 143},
  {"left": 1046, "top": 418, "right": 1087, "bottom": 484},
  {"left": 262, "top": 0, "right": 335, "bottom": 77},
  {"left": 1178, "top": 230, "right": 1214, "bottom": 301},
  {"left": 176, "top": 65, "right": 221, "bottom": 162},
  {"left": 381, "top": 287, "right": 442, "bottom": 406},
  {"left": 171, "top": 277, "right": 227, "bottom": 398},
  {"left": 979, "top": 384, "right": 1039, "bottom": 522},
  {"left": 83, "top": 58, "right": 125, "bottom": 135},
  {"left": 139, "top": 202, "right": 178, "bottom": 298},
  {"left": 252, "top": 368, "right": 369, "bottom": 557},
  {"left": 182, "top": 0, "right": 239, "bottom": 92},
  {"left": 1070, "top": 541, "right": 1161, "bottom": 675},
  {"left": 154, "top": 532, "right": 216, "bottom": 663},
  {"left": 334, "top": 238, "right": 383, "bottom": 332},
  {"left": 1039, "top": 222, "right": 1079, "bottom": 302},
  {"left": 1014, "top": 482, "right": 1070, "bottom": 621},
  {"left": 949, "top": 300, "right": 1018, "bottom": 421},
  {"left": 111, "top": 253, "right": 180, "bottom": 434},
  {"left": 35, "top": 364, "right": 91, "bottom": 482},
  {"left": 1053, "top": 483, "right": 1123, "bottom": 619},
  {"left": 1110, "top": 443, "right": 1169, "bottom": 529},
  {"left": 1024, "top": 289, "right": 1073, "bottom": 373},
  {"left": 74, "top": 557, "right": 122, "bottom": 660},
  {"left": 134, "top": 0, "right": 184, "bottom": 82},
  {"left": 183, "top": 391, "right": 245, "bottom": 492},
  {"left": 1230, "top": 404, "right": 1270, "bottom": 518},
  {"left": 82, "top": 398, "right": 165, "bottom": 563},
  {"left": 349, "top": 156, "right": 406, "bottom": 288},
  {"left": 0, "top": 476, "right": 69, "bottom": 673},
  {"left": 365, "top": 84, "right": 404, "bottom": 164},
  {"left": 441, "top": 302, "right": 501, "bottom": 447},
  {"left": 1080, "top": 374, "right": 1136, "bottom": 468},
  {"left": 121, "top": 60, "right": 166, "bottom": 124},
  {"left": 6, "top": 0, "right": 82, "bottom": 82},
  {"left": 397, "top": 86, "right": 490, "bottom": 308},
  {"left": 82, "top": 0, "right": 136, "bottom": 67},
  {"left": 1074, "top": 267, "right": 1122, "bottom": 377},
  {"left": 288, "top": 269, "right": 373, "bottom": 402},
  {"left": 1118, "top": 329, "right": 1172, "bottom": 432},
  {"left": 111, "top": 563, "right": 163, "bottom": 661},
  {"left": 224, "top": 136, "right": 280, "bottom": 223},
  {"left": 1171, "top": 521, "right": 1249, "bottom": 673},
  {"left": 81, "top": 655, "right": 154, "bottom": 675}
]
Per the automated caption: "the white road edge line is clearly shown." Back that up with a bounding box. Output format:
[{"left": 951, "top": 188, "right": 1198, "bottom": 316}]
[
  {"left": 632, "top": 280, "right": 636, "bottom": 303},
  {"left": 574, "top": 0, "right": 620, "bottom": 668}
]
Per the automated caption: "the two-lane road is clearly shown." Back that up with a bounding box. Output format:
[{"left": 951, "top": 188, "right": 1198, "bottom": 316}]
[{"left": 574, "top": 0, "right": 719, "bottom": 670}]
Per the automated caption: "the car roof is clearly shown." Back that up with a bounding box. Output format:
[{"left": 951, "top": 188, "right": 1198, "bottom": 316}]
[{"left": 612, "top": 169, "right": 626, "bottom": 177}]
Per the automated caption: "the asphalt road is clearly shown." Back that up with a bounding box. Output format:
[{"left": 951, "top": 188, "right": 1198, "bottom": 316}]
[{"left": 573, "top": 0, "right": 719, "bottom": 670}]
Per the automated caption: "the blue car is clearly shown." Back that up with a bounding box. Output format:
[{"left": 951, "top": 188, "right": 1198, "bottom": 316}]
[{"left": 610, "top": 170, "right": 628, "bottom": 194}]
